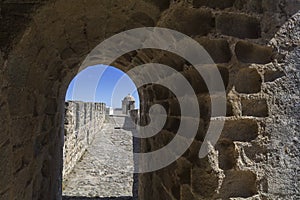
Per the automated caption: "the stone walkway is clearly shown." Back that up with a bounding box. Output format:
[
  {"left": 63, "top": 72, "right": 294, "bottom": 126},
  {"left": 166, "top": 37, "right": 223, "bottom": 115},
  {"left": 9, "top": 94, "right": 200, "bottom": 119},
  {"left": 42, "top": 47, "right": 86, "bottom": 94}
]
[{"left": 63, "top": 115, "right": 136, "bottom": 199}]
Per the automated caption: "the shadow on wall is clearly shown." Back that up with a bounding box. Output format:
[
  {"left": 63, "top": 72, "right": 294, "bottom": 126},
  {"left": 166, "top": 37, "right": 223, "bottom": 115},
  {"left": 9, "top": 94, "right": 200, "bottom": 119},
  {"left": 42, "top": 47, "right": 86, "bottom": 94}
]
[{"left": 62, "top": 196, "right": 132, "bottom": 200}]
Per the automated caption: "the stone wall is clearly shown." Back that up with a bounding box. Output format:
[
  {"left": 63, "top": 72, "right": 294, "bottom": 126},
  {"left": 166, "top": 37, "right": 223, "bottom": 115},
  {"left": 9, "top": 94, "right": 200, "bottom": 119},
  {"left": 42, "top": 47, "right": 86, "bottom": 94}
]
[
  {"left": 0, "top": 0, "right": 299, "bottom": 200},
  {"left": 130, "top": 2, "right": 300, "bottom": 199},
  {"left": 63, "top": 101, "right": 106, "bottom": 179}
]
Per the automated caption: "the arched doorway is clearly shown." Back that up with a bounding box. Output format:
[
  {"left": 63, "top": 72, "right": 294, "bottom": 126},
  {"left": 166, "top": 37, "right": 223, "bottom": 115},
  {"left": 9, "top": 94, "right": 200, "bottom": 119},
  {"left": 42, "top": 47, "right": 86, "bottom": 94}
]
[{"left": 62, "top": 65, "right": 140, "bottom": 199}]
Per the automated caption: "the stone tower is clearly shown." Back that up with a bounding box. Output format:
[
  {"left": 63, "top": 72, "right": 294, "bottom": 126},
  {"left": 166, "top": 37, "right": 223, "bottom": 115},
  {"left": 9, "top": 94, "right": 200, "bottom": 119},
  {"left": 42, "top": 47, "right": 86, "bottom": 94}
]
[{"left": 122, "top": 94, "right": 135, "bottom": 114}]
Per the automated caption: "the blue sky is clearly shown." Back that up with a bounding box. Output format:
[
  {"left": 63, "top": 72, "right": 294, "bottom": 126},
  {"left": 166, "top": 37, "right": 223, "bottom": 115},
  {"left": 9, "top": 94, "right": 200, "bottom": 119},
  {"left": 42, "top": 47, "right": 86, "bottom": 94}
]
[{"left": 65, "top": 65, "right": 140, "bottom": 108}]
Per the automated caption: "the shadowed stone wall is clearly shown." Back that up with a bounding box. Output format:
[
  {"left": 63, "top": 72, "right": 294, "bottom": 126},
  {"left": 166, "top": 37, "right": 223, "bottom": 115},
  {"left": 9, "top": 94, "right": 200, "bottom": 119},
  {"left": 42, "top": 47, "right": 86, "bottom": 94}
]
[
  {"left": 0, "top": 0, "right": 299, "bottom": 200},
  {"left": 63, "top": 101, "right": 106, "bottom": 179}
]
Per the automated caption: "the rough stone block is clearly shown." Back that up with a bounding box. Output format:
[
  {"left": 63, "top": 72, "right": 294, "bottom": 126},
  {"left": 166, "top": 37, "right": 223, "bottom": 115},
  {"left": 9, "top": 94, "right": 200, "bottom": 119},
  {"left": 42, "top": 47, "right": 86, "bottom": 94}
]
[
  {"left": 191, "top": 165, "right": 219, "bottom": 198},
  {"left": 221, "top": 119, "right": 259, "bottom": 142},
  {"left": 152, "top": 50, "right": 185, "bottom": 72},
  {"left": 197, "top": 94, "right": 233, "bottom": 118},
  {"left": 195, "top": 37, "right": 232, "bottom": 63},
  {"left": 235, "top": 68, "right": 262, "bottom": 94},
  {"left": 193, "top": 0, "right": 235, "bottom": 9},
  {"left": 216, "top": 13, "right": 261, "bottom": 39},
  {"left": 183, "top": 65, "right": 229, "bottom": 94},
  {"left": 158, "top": 7, "right": 214, "bottom": 36},
  {"left": 219, "top": 170, "right": 258, "bottom": 198},
  {"left": 241, "top": 99, "right": 268, "bottom": 117},
  {"left": 235, "top": 41, "right": 273, "bottom": 64},
  {"left": 215, "top": 138, "right": 237, "bottom": 170}
]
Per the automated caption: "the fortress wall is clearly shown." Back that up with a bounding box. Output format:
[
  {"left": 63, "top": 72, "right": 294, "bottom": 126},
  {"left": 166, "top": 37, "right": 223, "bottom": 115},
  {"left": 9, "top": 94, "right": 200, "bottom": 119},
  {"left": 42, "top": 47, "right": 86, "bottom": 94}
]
[{"left": 63, "top": 101, "right": 106, "bottom": 179}]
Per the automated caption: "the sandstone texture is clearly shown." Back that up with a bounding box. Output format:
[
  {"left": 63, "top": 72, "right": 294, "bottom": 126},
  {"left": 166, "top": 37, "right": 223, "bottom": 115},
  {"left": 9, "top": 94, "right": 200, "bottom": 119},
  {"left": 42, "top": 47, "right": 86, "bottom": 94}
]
[{"left": 0, "top": 0, "right": 299, "bottom": 200}]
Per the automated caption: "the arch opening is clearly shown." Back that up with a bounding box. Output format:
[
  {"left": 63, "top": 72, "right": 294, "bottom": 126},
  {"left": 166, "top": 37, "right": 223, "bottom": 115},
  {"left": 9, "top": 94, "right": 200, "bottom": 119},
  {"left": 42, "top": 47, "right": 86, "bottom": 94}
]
[{"left": 62, "top": 65, "right": 140, "bottom": 199}]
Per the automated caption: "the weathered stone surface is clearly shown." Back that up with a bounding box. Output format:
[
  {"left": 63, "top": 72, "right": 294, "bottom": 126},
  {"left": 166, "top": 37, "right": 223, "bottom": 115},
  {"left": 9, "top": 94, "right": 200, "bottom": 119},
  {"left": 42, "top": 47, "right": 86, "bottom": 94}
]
[
  {"left": 182, "top": 65, "right": 229, "bottom": 94},
  {"left": 7, "top": 87, "right": 35, "bottom": 116},
  {"left": 158, "top": 4, "right": 214, "bottom": 36},
  {"left": 215, "top": 138, "right": 237, "bottom": 170},
  {"left": 197, "top": 94, "right": 233, "bottom": 117},
  {"left": 219, "top": 170, "right": 258, "bottom": 198},
  {"left": 221, "top": 119, "right": 259, "bottom": 142},
  {"left": 193, "top": 0, "right": 235, "bottom": 9},
  {"left": 191, "top": 164, "right": 219, "bottom": 198},
  {"left": 0, "top": 1, "right": 46, "bottom": 53},
  {"left": 235, "top": 68, "right": 262, "bottom": 94},
  {"left": 0, "top": 1, "right": 298, "bottom": 200},
  {"left": 263, "top": 12, "right": 300, "bottom": 199},
  {"left": 241, "top": 98, "right": 269, "bottom": 117},
  {"left": 235, "top": 41, "right": 274, "bottom": 64},
  {"left": 216, "top": 13, "right": 261, "bottom": 39},
  {"left": 195, "top": 37, "right": 232, "bottom": 63}
]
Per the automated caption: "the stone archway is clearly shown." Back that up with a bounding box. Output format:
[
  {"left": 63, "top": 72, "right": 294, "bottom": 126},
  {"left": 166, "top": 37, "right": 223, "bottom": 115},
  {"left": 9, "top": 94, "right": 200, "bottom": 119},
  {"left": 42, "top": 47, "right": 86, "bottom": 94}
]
[
  {"left": 1, "top": 1, "right": 160, "bottom": 199},
  {"left": 0, "top": 1, "right": 299, "bottom": 200}
]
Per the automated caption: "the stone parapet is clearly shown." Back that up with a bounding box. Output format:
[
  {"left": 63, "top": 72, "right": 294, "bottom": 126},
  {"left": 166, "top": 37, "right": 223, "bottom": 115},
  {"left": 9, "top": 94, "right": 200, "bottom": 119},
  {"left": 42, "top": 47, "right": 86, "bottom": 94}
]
[{"left": 63, "top": 101, "right": 106, "bottom": 179}]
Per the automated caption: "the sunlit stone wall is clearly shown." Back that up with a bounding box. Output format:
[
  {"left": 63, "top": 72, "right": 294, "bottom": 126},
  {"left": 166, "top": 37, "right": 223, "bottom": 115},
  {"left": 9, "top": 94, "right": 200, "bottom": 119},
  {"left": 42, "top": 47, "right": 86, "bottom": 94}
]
[{"left": 63, "top": 101, "right": 106, "bottom": 178}]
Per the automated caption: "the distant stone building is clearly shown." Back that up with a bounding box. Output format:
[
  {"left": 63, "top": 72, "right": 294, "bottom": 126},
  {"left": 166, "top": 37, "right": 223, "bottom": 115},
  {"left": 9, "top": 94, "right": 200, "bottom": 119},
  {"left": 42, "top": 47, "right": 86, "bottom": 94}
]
[
  {"left": 122, "top": 94, "right": 135, "bottom": 114},
  {"left": 106, "top": 106, "right": 114, "bottom": 116}
]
